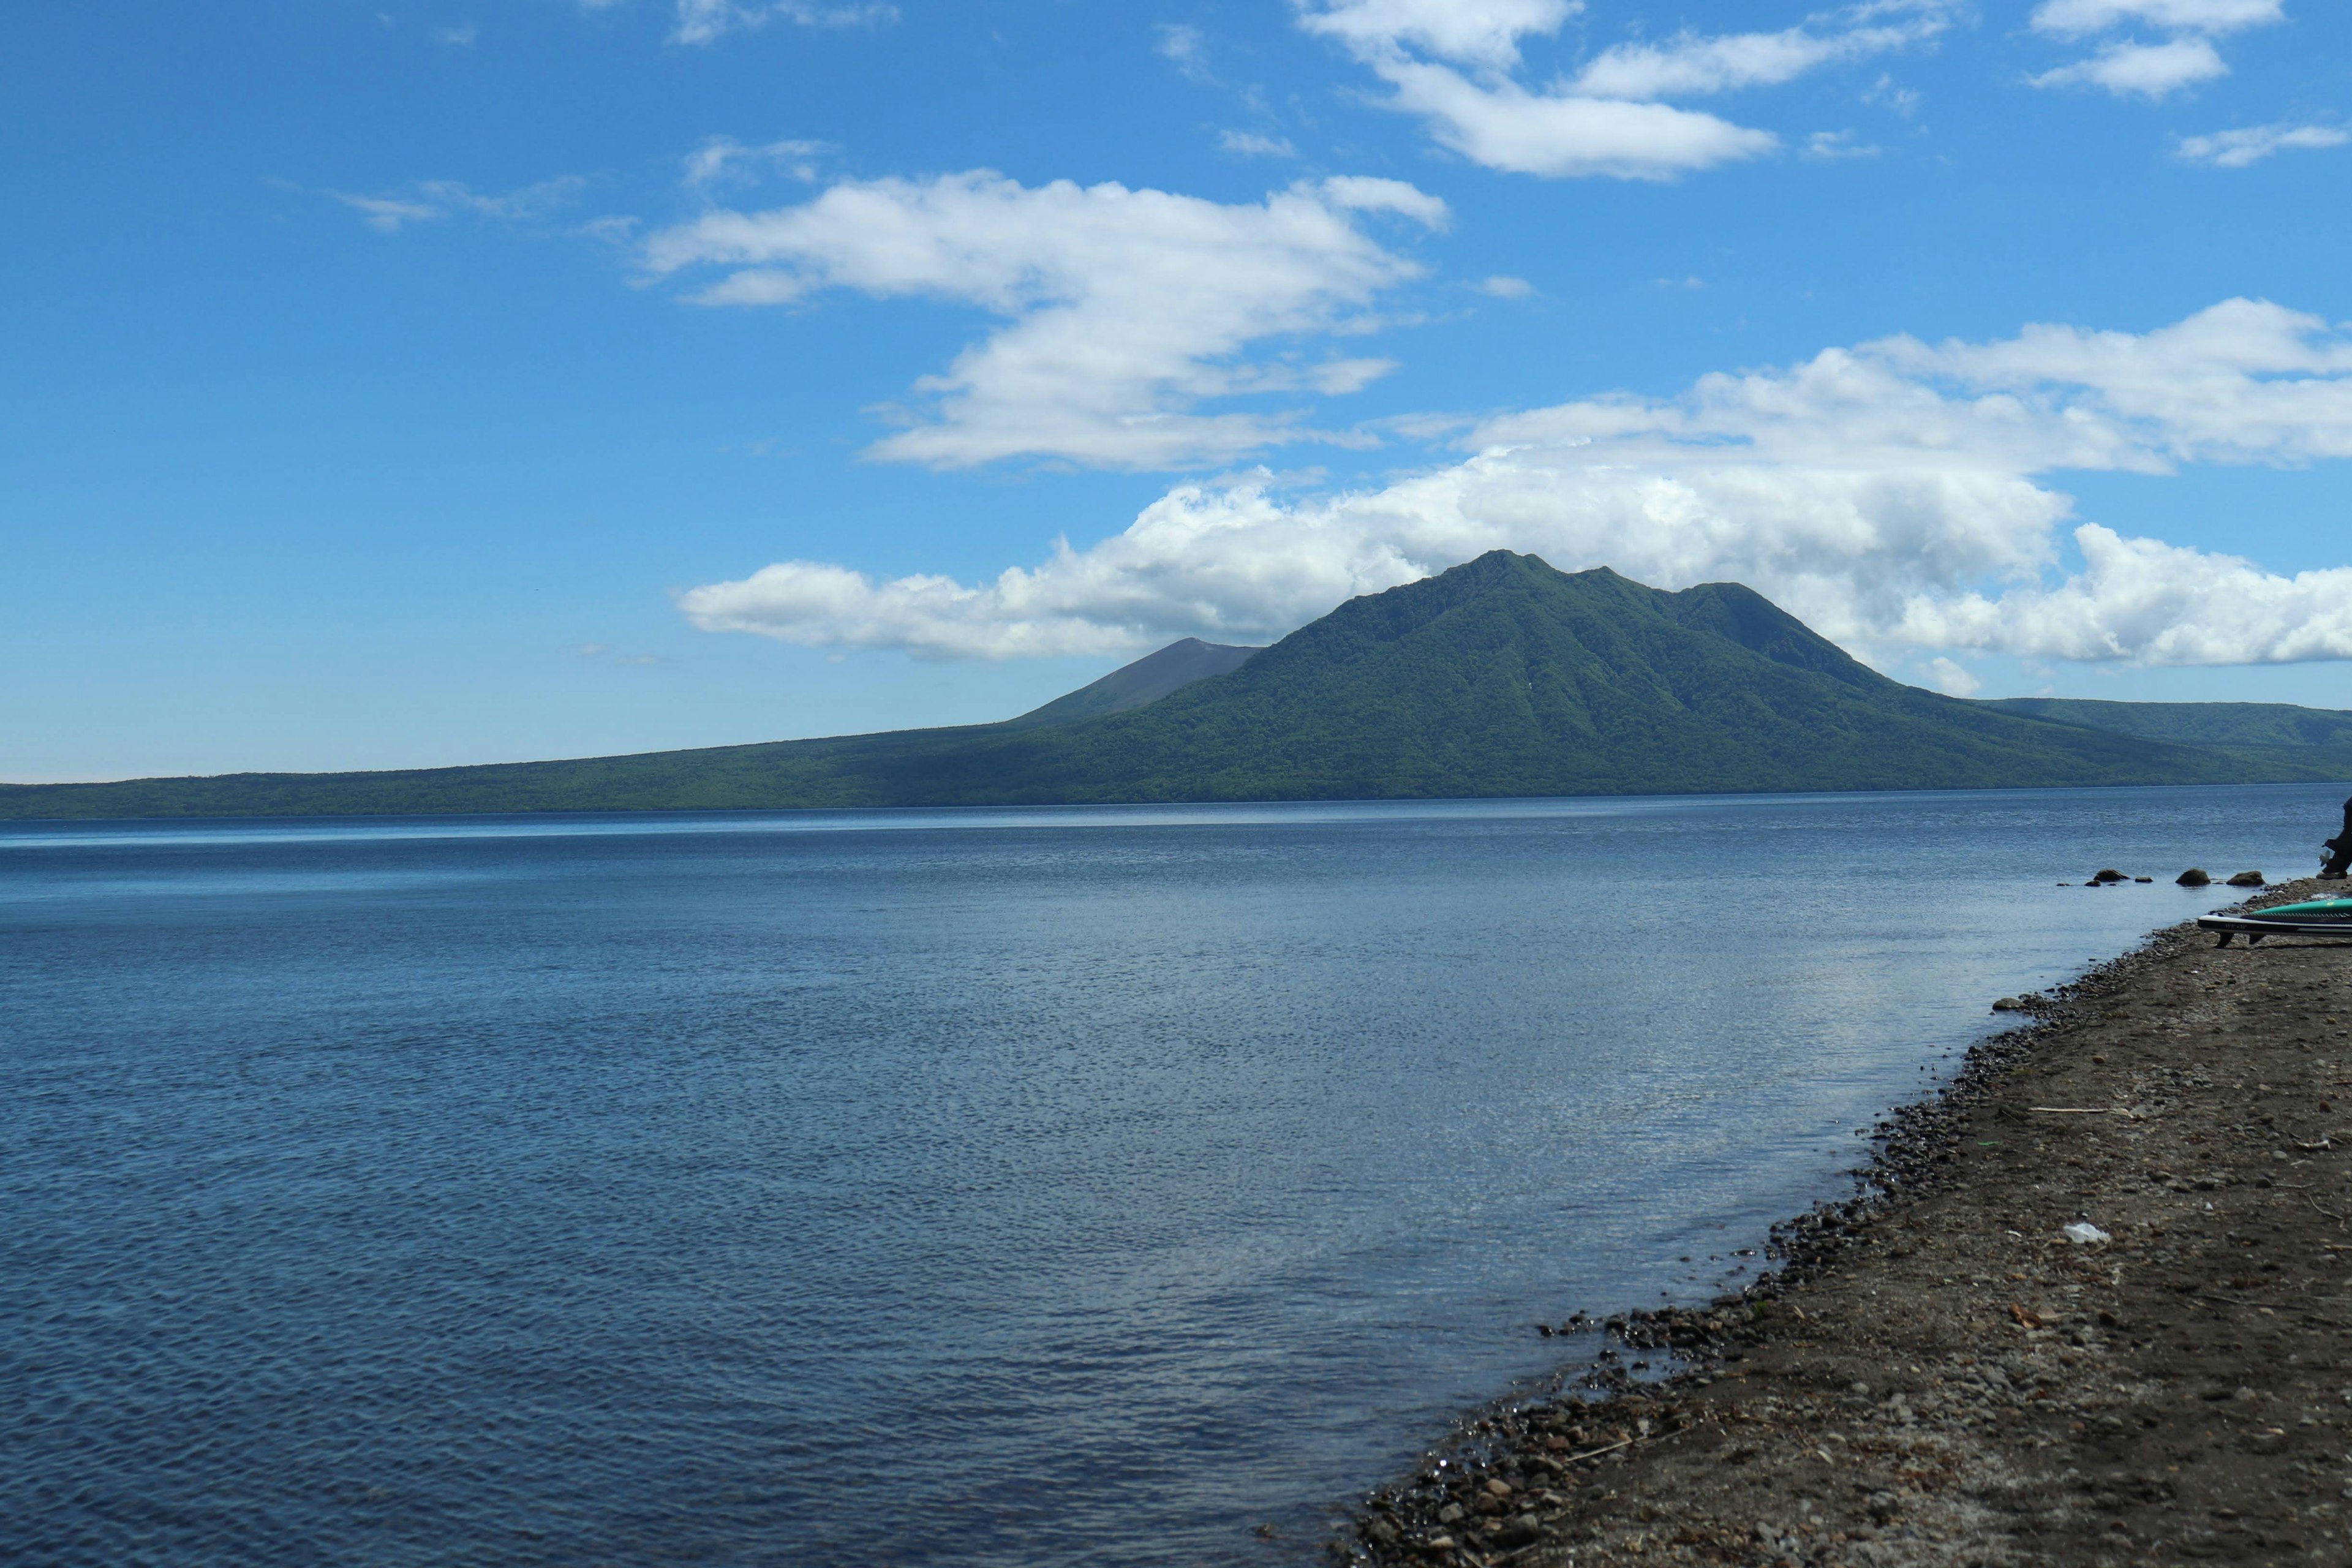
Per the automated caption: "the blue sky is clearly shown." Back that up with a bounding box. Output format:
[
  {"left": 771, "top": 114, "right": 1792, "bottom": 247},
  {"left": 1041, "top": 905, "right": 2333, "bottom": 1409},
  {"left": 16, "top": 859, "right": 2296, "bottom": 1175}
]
[{"left": 6, "top": 0, "right": 2351, "bottom": 781}]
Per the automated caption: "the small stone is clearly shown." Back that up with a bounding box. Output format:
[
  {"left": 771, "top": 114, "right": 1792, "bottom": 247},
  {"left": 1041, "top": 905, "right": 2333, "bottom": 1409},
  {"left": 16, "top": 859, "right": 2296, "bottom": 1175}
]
[
  {"left": 1436, "top": 1503, "right": 1464, "bottom": 1525},
  {"left": 2227, "top": 870, "right": 2266, "bottom": 887},
  {"left": 1366, "top": 1518, "right": 1399, "bottom": 1545},
  {"left": 2092, "top": 868, "right": 2128, "bottom": 883},
  {"left": 2177, "top": 869, "right": 2211, "bottom": 887},
  {"left": 1483, "top": 1478, "right": 1514, "bottom": 1499}
]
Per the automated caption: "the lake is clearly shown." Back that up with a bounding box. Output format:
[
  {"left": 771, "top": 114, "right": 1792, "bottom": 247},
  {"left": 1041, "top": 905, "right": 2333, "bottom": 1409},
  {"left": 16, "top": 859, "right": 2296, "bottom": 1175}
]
[{"left": 1, "top": 785, "right": 2335, "bottom": 1566}]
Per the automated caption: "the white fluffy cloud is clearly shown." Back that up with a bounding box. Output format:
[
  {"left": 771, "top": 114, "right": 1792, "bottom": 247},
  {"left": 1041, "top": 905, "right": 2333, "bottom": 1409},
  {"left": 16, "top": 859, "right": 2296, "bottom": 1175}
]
[
  {"left": 1364, "top": 62, "right": 1776, "bottom": 178},
  {"left": 642, "top": 171, "right": 1446, "bottom": 469},
  {"left": 2176, "top": 121, "right": 2350, "bottom": 167},
  {"left": 682, "top": 300, "right": 2352, "bottom": 667},
  {"left": 1900, "top": 527, "right": 2352, "bottom": 663},
  {"left": 2029, "top": 0, "right": 2283, "bottom": 98},
  {"left": 2031, "top": 37, "right": 2227, "bottom": 97},
  {"left": 1921, "top": 657, "right": 1983, "bottom": 696},
  {"left": 1294, "top": 1, "right": 1948, "bottom": 180},
  {"left": 671, "top": 1, "right": 896, "bottom": 46}
]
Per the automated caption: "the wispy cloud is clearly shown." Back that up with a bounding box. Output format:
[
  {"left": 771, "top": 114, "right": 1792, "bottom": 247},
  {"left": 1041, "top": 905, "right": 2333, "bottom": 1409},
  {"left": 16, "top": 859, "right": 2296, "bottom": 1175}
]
[
  {"left": 682, "top": 136, "right": 831, "bottom": 191},
  {"left": 330, "top": 175, "right": 585, "bottom": 233},
  {"left": 1155, "top": 23, "right": 1215, "bottom": 82},
  {"left": 2031, "top": 0, "right": 2283, "bottom": 38},
  {"left": 1804, "top": 129, "right": 1880, "bottom": 158},
  {"left": 1864, "top": 74, "right": 1922, "bottom": 116},
  {"left": 672, "top": 0, "right": 897, "bottom": 47},
  {"left": 643, "top": 171, "right": 1447, "bottom": 470},
  {"left": 1293, "top": 0, "right": 1953, "bottom": 180},
  {"left": 1218, "top": 130, "right": 1299, "bottom": 159},
  {"left": 432, "top": 23, "right": 478, "bottom": 46},
  {"left": 571, "top": 643, "right": 673, "bottom": 666},
  {"left": 1566, "top": 13, "right": 1953, "bottom": 100},
  {"left": 2175, "top": 120, "right": 2349, "bottom": 167}
]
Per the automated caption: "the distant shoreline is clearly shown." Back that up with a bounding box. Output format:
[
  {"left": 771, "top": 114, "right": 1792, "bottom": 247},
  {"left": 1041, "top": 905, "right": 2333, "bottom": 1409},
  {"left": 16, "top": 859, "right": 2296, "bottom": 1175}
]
[
  {"left": 1352, "top": 879, "right": 2352, "bottom": 1565},
  {"left": 9, "top": 775, "right": 2352, "bottom": 827}
]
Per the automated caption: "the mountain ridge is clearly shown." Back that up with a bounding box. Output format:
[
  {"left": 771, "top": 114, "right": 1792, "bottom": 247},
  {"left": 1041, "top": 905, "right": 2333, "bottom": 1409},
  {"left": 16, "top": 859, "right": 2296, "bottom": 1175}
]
[
  {"left": 1002, "top": 636, "right": 1261, "bottom": 729},
  {"left": 4, "top": 552, "right": 2340, "bottom": 819}
]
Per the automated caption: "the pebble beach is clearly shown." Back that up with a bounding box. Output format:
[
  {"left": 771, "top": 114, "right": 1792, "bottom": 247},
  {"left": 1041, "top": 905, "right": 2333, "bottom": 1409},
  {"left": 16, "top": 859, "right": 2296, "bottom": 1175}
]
[{"left": 1354, "top": 876, "right": 2352, "bottom": 1567}]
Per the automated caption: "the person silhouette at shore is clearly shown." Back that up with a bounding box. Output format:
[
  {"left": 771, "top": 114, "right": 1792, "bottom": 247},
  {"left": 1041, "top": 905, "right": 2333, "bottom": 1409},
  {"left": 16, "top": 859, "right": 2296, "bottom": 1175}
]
[{"left": 2325, "top": 796, "right": 2352, "bottom": 878}]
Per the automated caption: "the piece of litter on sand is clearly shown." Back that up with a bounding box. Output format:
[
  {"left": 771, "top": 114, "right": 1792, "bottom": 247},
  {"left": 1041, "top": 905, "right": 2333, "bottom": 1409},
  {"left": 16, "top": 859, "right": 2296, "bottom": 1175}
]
[{"left": 2062, "top": 1222, "right": 2111, "bottom": 1245}]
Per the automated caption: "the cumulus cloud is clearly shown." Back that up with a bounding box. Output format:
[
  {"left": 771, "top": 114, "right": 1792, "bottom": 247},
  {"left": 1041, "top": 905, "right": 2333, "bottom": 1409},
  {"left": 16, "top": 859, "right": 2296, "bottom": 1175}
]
[
  {"left": 681, "top": 299, "right": 2352, "bottom": 668},
  {"left": 330, "top": 175, "right": 584, "bottom": 233},
  {"left": 2028, "top": 0, "right": 2282, "bottom": 98},
  {"left": 1901, "top": 527, "right": 2352, "bottom": 664},
  {"left": 2176, "top": 121, "right": 2350, "bottom": 167},
  {"left": 1920, "top": 656, "right": 1983, "bottom": 696},
  {"left": 672, "top": 0, "right": 896, "bottom": 47},
  {"left": 1294, "top": 0, "right": 1949, "bottom": 179},
  {"left": 1363, "top": 62, "right": 1778, "bottom": 179},
  {"left": 642, "top": 170, "right": 1446, "bottom": 470},
  {"left": 2031, "top": 37, "right": 2227, "bottom": 97}
]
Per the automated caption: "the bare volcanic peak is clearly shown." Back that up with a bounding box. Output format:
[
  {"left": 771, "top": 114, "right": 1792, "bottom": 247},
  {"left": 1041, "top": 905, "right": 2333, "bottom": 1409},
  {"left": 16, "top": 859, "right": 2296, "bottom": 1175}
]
[{"left": 1, "top": 553, "right": 2332, "bottom": 820}]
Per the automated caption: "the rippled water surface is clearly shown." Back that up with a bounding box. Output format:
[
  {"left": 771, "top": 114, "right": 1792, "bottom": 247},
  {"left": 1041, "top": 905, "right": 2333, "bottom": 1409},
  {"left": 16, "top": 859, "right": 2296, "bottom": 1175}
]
[{"left": 3, "top": 786, "right": 2337, "bottom": 1566}]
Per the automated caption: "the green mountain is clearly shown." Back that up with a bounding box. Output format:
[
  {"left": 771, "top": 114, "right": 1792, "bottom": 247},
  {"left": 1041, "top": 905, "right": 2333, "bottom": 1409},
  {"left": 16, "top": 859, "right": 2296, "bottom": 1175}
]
[
  {"left": 5, "top": 552, "right": 2339, "bottom": 820},
  {"left": 1001, "top": 636, "right": 1261, "bottom": 729},
  {"left": 1981, "top": 696, "right": 2352, "bottom": 779}
]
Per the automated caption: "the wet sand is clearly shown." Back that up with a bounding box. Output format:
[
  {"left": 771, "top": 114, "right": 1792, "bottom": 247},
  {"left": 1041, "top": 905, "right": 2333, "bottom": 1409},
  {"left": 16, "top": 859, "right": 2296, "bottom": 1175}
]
[{"left": 1352, "top": 878, "right": 2352, "bottom": 1567}]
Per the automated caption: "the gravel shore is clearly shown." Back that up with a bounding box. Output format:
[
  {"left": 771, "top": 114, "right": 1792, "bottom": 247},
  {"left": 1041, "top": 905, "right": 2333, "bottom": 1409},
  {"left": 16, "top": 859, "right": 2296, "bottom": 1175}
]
[{"left": 1351, "top": 877, "right": 2352, "bottom": 1567}]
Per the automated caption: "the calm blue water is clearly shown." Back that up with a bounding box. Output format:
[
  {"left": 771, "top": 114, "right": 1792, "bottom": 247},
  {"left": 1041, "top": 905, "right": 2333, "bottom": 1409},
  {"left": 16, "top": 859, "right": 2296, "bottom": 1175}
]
[{"left": 2, "top": 786, "right": 2337, "bottom": 1566}]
